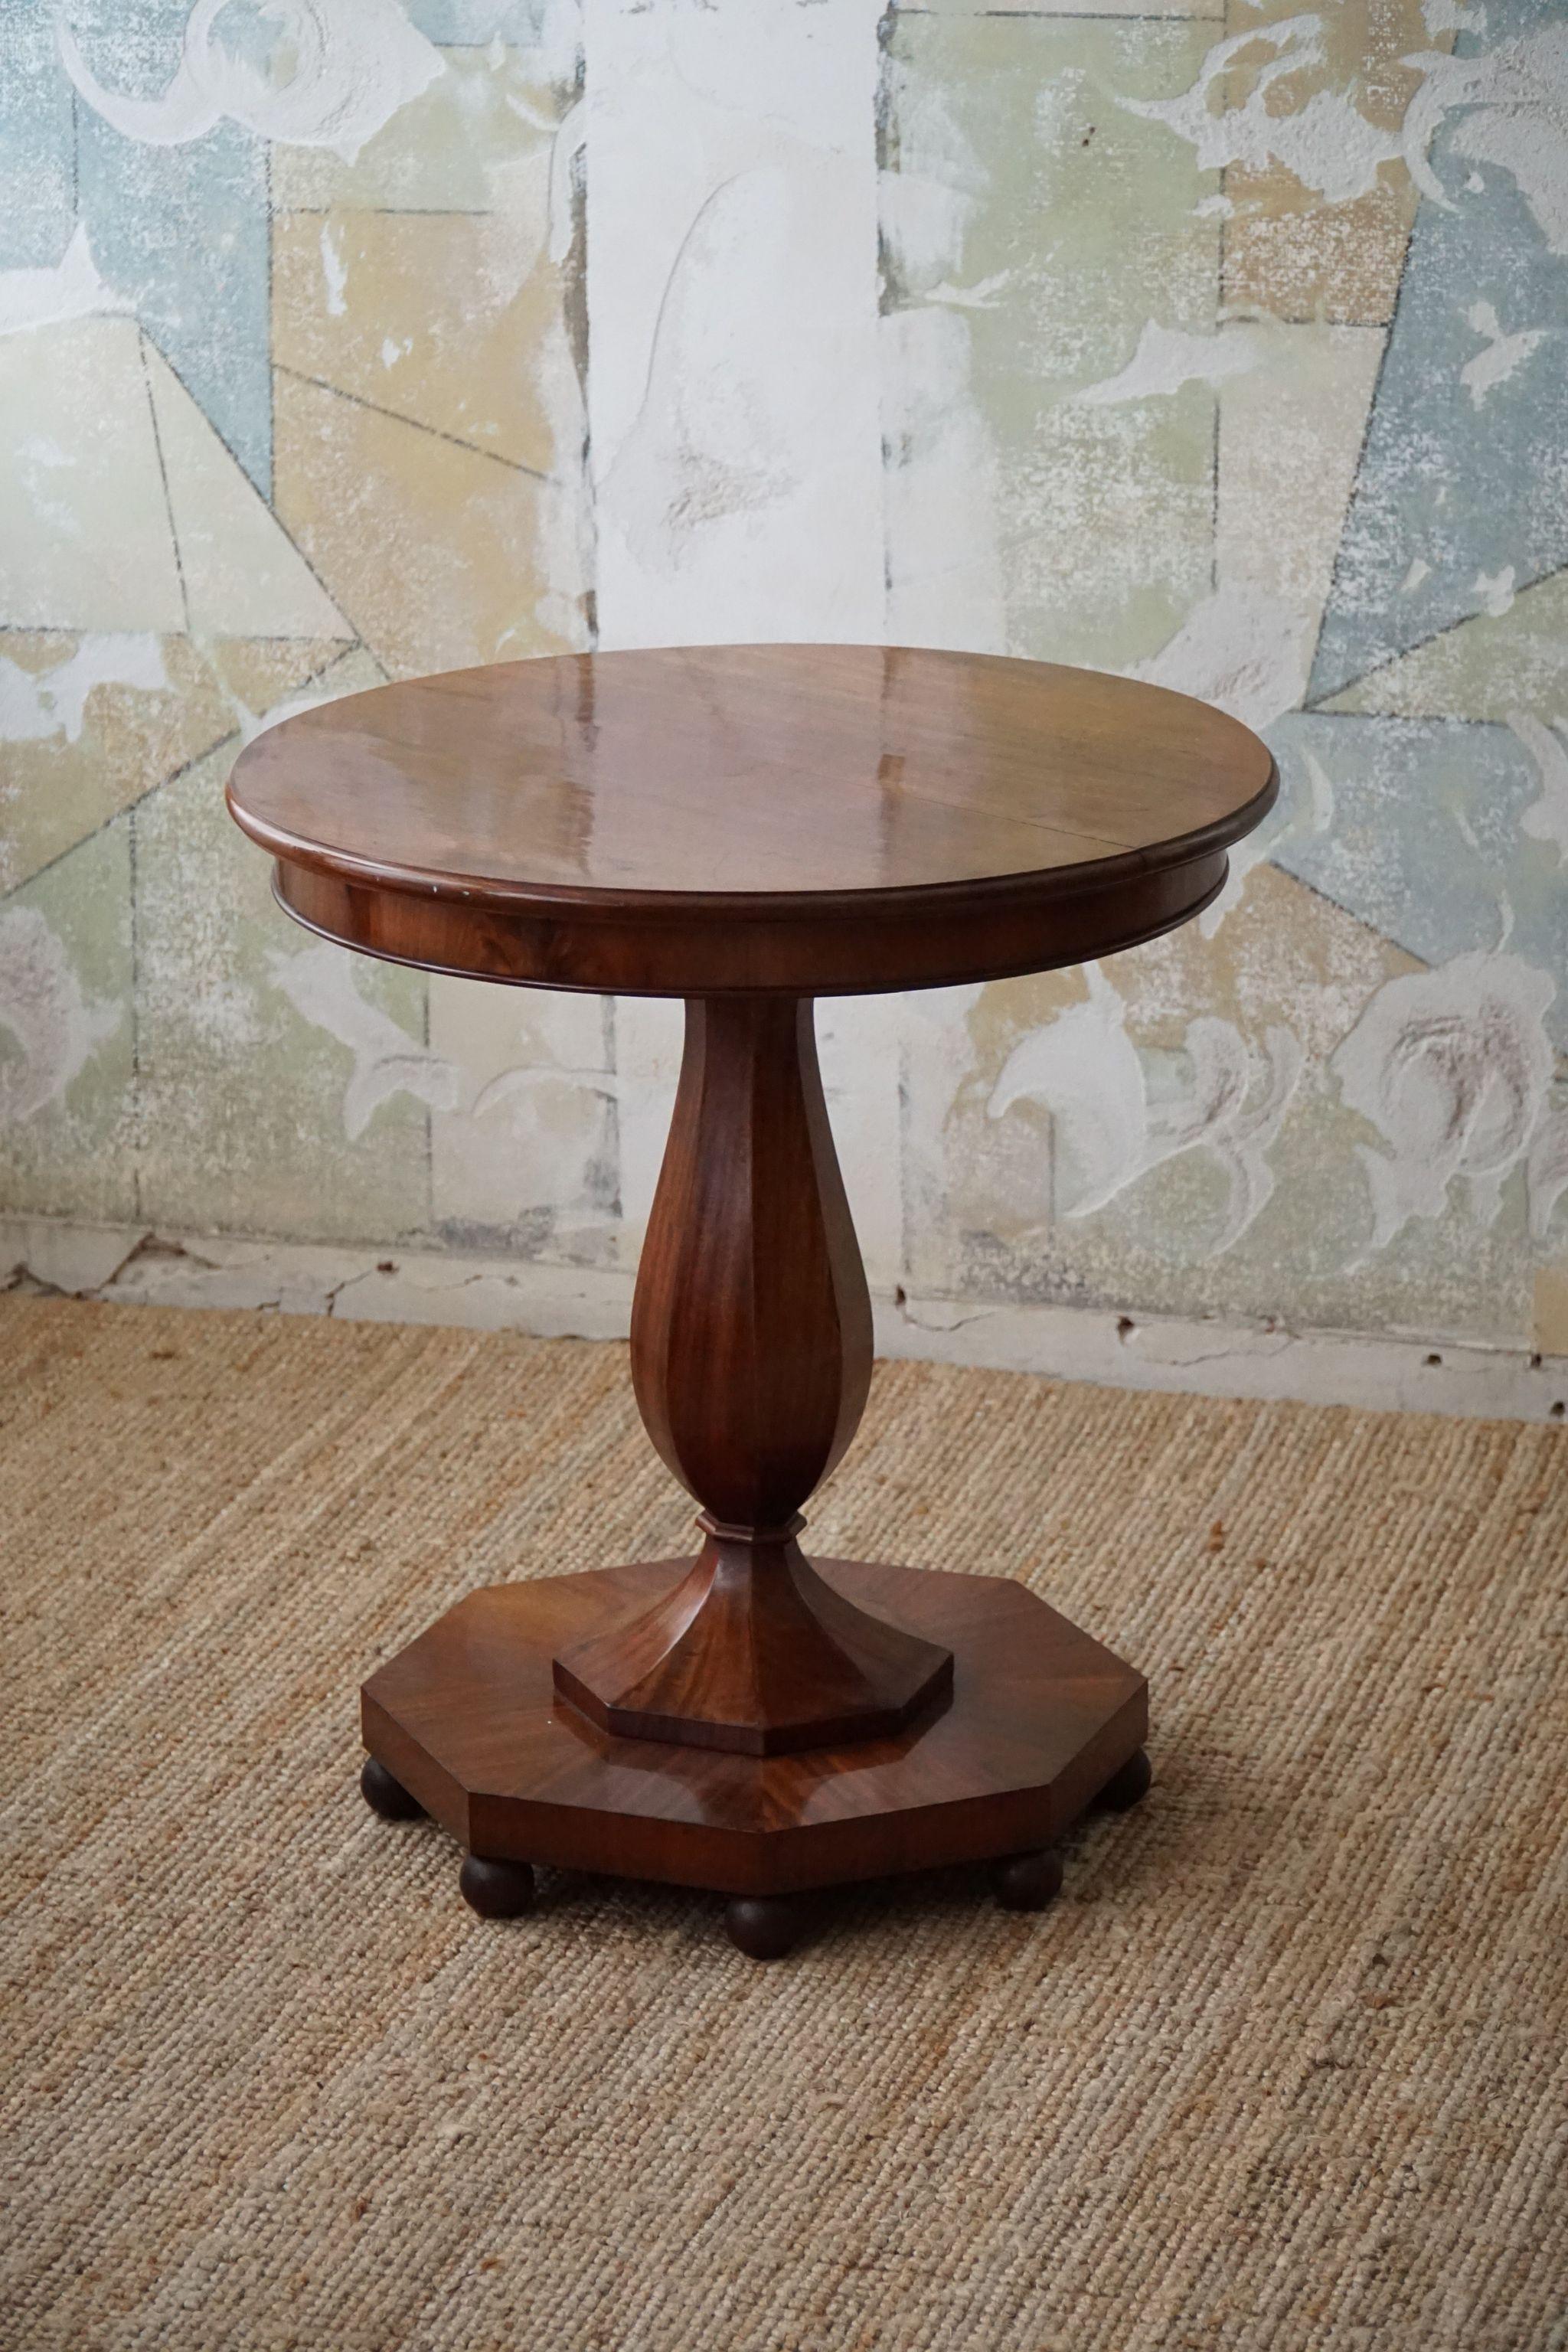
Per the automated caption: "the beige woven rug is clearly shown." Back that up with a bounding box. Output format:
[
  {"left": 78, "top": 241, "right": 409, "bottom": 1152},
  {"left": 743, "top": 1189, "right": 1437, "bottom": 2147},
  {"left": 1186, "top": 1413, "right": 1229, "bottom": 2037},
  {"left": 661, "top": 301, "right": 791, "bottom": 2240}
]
[{"left": 3, "top": 1295, "right": 1565, "bottom": 2350}]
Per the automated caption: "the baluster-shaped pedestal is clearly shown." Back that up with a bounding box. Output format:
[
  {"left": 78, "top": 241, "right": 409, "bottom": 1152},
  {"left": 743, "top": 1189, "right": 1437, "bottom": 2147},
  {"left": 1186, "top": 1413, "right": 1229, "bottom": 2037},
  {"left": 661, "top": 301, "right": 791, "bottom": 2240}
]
[{"left": 553, "top": 996, "right": 952, "bottom": 1755}]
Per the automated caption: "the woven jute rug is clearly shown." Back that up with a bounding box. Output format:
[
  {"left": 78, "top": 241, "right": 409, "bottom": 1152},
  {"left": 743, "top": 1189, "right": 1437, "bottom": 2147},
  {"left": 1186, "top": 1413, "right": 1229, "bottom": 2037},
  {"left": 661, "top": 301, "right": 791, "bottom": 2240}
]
[{"left": 2, "top": 1295, "right": 1564, "bottom": 2350}]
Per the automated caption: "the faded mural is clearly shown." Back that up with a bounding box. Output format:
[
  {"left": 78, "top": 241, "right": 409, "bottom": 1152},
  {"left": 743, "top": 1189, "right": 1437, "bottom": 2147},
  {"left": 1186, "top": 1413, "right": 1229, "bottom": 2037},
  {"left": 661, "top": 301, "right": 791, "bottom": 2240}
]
[{"left": 1, "top": 0, "right": 1565, "bottom": 1363}]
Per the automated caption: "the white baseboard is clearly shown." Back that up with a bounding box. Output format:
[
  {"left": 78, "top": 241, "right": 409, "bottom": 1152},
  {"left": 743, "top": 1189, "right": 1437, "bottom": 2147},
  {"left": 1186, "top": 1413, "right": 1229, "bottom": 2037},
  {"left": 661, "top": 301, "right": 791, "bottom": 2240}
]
[{"left": 3, "top": 1214, "right": 1564, "bottom": 1424}]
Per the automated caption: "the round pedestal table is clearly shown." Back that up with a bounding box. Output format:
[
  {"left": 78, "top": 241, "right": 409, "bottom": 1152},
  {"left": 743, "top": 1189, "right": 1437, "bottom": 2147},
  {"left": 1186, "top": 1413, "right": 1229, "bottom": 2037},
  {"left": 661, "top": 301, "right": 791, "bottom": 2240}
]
[{"left": 227, "top": 643, "right": 1277, "bottom": 1960}]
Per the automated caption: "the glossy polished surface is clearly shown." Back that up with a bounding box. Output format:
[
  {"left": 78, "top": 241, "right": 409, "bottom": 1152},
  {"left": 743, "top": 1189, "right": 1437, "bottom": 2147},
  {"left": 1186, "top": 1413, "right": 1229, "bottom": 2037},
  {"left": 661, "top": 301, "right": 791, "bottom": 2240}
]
[
  {"left": 228, "top": 645, "right": 1277, "bottom": 997},
  {"left": 552, "top": 991, "right": 956, "bottom": 1756},
  {"left": 229, "top": 644, "right": 1276, "bottom": 904},
  {"left": 362, "top": 1558, "right": 1148, "bottom": 1897}
]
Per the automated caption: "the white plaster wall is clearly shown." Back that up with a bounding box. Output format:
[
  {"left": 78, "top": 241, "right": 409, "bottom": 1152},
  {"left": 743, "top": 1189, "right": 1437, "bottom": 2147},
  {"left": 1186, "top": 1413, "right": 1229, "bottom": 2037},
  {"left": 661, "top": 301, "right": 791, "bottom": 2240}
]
[
  {"left": 3, "top": 0, "right": 1566, "bottom": 1407},
  {"left": 583, "top": 0, "right": 904, "bottom": 1288},
  {"left": 585, "top": 0, "right": 886, "bottom": 649}
]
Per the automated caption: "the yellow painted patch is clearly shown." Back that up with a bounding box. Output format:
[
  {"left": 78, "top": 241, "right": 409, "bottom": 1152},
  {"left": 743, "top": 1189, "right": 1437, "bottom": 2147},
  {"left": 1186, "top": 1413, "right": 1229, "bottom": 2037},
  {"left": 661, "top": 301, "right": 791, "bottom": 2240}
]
[
  {"left": 1103, "top": 861, "right": 1423, "bottom": 1058},
  {"left": 0, "top": 635, "right": 358, "bottom": 896},
  {"left": 207, "top": 639, "right": 360, "bottom": 720},
  {"left": 269, "top": 47, "right": 570, "bottom": 215},
  {"left": 1535, "top": 1266, "right": 1568, "bottom": 1357},
  {"left": 273, "top": 209, "right": 566, "bottom": 477},
  {"left": 1217, "top": 0, "right": 1450, "bottom": 325},
  {"left": 1223, "top": 170, "right": 1419, "bottom": 326},
  {"left": 144, "top": 348, "right": 351, "bottom": 640},
  {"left": 0, "top": 635, "right": 229, "bottom": 893},
  {"left": 272, "top": 372, "right": 582, "bottom": 678}
]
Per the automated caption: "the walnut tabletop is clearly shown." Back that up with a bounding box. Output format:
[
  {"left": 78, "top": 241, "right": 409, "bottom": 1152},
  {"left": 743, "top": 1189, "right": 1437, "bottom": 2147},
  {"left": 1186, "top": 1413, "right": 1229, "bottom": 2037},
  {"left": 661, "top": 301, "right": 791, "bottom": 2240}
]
[
  {"left": 226, "top": 643, "right": 1276, "bottom": 998},
  {"left": 227, "top": 645, "right": 1278, "bottom": 1961}
]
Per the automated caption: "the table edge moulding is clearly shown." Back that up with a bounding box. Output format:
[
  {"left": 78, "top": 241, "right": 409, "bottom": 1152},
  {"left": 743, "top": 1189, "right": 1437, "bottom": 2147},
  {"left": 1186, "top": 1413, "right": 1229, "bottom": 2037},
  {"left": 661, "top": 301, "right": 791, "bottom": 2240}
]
[{"left": 227, "top": 642, "right": 1278, "bottom": 1960}]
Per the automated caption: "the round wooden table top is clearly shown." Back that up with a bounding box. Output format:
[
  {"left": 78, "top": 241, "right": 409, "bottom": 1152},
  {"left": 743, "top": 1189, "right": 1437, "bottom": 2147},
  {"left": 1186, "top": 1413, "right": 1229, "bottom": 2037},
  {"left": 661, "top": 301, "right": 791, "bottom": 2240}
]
[{"left": 227, "top": 644, "right": 1277, "bottom": 998}]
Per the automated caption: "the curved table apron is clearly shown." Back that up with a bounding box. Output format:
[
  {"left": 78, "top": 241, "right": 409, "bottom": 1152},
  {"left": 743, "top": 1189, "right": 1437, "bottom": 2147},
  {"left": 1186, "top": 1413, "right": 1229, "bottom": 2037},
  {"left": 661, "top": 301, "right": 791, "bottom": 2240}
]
[{"left": 228, "top": 643, "right": 1278, "bottom": 1959}]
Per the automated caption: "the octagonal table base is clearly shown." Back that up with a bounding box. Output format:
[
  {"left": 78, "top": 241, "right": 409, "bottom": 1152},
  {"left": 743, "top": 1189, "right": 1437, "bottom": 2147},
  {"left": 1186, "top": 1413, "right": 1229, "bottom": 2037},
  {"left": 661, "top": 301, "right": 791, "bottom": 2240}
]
[{"left": 361, "top": 1555, "right": 1149, "bottom": 1958}]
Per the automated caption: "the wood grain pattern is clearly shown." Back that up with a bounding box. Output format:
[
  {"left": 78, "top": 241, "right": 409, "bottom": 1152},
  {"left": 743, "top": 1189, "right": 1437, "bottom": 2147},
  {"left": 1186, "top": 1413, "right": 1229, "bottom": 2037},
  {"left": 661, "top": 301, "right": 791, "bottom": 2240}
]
[
  {"left": 630, "top": 999, "right": 868, "bottom": 1527},
  {"left": 266, "top": 843, "right": 1232, "bottom": 998},
  {"left": 553, "top": 993, "right": 951, "bottom": 1755},
  {"left": 227, "top": 644, "right": 1276, "bottom": 998},
  {"left": 362, "top": 1558, "right": 1149, "bottom": 1898}
]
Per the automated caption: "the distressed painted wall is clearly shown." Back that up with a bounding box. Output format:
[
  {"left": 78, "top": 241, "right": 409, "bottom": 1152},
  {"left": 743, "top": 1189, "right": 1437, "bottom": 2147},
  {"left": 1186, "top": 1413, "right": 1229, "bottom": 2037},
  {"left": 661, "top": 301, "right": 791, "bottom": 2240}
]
[{"left": 2, "top": 0, "right": 1566, "bottom": 1367}]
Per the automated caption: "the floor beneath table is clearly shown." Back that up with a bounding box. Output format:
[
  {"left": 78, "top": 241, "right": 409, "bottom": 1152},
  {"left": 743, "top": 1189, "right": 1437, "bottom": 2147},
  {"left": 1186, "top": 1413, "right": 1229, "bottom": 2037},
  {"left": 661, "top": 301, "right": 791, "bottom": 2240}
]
[{"left": 2, "top": 1293, "right": 1563, "bottom": 2351}]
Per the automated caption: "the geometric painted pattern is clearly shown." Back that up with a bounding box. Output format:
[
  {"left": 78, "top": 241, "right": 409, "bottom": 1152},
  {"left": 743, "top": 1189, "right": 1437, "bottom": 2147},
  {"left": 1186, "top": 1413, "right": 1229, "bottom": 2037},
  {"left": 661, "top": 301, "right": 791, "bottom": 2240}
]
[
  {"left": 2, "top": 0, "right": 1565, "bottom": 1363},
  {"left": 1308, "top": 2, "right": 1568, "bottom": 703},
  {"left": 2, "top": 5, "right": 590, "bottom": 1262},
  {"left": 1272, "top": 714, "right": 1568, "bottom": 1043}
]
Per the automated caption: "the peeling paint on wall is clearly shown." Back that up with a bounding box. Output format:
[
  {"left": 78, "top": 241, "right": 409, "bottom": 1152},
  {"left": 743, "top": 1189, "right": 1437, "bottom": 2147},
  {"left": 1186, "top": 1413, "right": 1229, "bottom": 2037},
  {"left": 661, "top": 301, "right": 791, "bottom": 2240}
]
[
  {"left": 585, "top": 0, "right": 884, "bottom": 647},
  {"left": 1511, "top": 714, "right": 1568, "bottom": 864},
  {"left": 988, "top": 966, "right": 1302, "bottom": 1259},
  {"left": 1134, "top": 586, "right": 1312, "bottom": 734},
  {"left": 1073, "top": 320, "right": 1275, "bottom": 407},
  {"left": 0, "top": 635, "right": 169, "bottom": 747},
  {"left": 1460, "top": 300, "right": 1547, "bottom": 407},
  {"left": 266, "top": 945, "right": 462, "bottom": 1141},
  {"left": 1118, "top": 20, "right": 1402, "bottom": 205},
  {"left": 1402, "top": 21, "right": 1568, "bottom": 253},
  {"left": 58, "top": 1, "right": 446, "bottom": 164},
  {"left": 0, "top": 907, "right": 121, "bottom": 1122},
  {"left": 0, "top": 222, "right": 124, "bottom": 334},
  {"left": 1331, "top": 951, "right": 1557, "bottom": 1254},
  {"left": 1, "top": 0, "right": 1564, "bottom": 1365}
]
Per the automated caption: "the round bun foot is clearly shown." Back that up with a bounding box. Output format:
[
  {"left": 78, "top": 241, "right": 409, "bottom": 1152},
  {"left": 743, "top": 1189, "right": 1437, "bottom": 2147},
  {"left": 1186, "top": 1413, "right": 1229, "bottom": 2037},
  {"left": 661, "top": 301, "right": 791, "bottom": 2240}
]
[
  {"left": 1098, "top": 1748, "right": 1153, "bottom": 1812},
  {"left": 991, "top": 1848, "right": 1063, "bottom": 1912},
  {"left": 725, "top": 1896, "right": 804, "bottom": 1961},
  {"left": 459, "top": 1854, "right": 537, "bottom": 1919},
  {"left": 361, "top": 1755, "right": 424, "bottom": 1821}
]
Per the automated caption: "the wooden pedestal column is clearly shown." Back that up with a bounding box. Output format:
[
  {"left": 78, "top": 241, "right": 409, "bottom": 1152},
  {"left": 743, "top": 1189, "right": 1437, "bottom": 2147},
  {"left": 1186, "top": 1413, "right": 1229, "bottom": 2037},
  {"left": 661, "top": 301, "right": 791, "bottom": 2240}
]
[{"left": 554, "top": 998, "right": 952, "bottom": 1756}]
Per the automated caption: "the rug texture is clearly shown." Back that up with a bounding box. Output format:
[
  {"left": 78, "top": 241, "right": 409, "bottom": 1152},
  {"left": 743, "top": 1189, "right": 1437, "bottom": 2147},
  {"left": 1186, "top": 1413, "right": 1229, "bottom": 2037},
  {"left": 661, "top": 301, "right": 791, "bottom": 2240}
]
[{"left": 2, "top": 1294, "right": 1564, "bottom": 2351}]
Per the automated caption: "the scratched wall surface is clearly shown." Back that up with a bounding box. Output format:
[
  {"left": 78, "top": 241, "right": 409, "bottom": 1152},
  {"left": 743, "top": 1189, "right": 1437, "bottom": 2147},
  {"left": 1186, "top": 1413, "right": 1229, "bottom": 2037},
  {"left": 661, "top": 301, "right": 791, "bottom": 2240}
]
[{"left": 2, "top": 0, "right": 1566, "bottom": 1358}]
